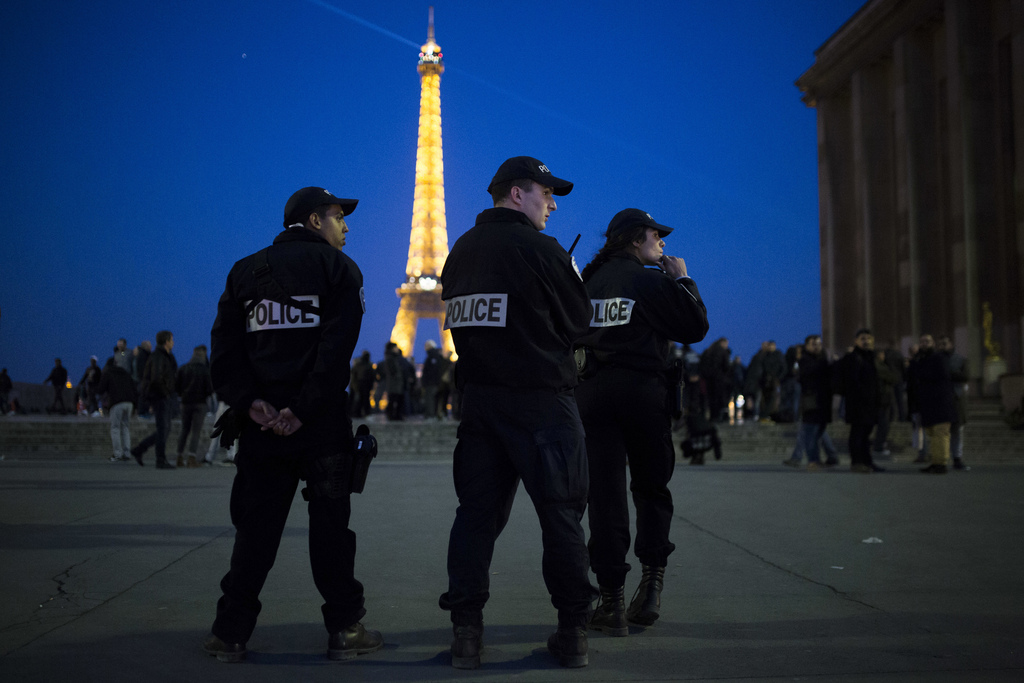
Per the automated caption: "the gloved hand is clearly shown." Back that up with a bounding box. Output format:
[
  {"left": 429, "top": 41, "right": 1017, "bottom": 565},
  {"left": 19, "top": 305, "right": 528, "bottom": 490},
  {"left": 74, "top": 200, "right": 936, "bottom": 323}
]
[{"left": 210, "top": 407, "right": 248, "bottom": 448}]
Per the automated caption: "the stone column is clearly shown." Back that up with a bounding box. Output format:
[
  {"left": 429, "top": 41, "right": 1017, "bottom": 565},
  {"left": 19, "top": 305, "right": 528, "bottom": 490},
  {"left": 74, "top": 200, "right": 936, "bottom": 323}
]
[
  {"left": 947, "top": 0, "right": 995, "bottom": 392},
  {"left": 820, "top": 92, "right": 859, "bottom": 350}
]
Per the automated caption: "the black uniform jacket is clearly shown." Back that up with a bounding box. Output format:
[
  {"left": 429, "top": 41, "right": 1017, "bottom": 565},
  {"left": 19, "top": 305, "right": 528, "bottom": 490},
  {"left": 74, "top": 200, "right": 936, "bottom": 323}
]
[
  {"left": 210, "top": 228, "right": 364, "bottom": 432},
  {"left": 577, "top": 253, "right": 709, "bottom": 373},
  {"left": 440, "top": 207, "right": 590, "bottom": 391}
]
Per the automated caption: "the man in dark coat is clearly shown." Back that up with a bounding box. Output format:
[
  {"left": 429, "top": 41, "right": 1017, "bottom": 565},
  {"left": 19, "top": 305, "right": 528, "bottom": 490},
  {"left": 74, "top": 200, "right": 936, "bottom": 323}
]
[
  {"left": 783, "top": 335, "right": 832, "bottom": 469},
  {"left": 832, "top": 328, "right": 884, "bottom": 473},
  {"left": 420, "top": 340, "right": 447, "bottom": 419},
  {"left": 909, "top": 334, "right": 957, "bottom": 474},
  {"left": 349, "top": 350, "right": 375, "bottom": 418},
  {"left": 97, "top": 357, "right": 137, "bottom": 461},
  {"left": 131, "top": 330, "right": 178, "bottom": 468},
  {"left": 44, "top": 358, "right": 69, "bottom": 414},
  {"left": 175, "top": 345, "right": 214, "bottom": 467},
  {"left": 699, "top": 337, "right": 731, "bottom": 423}
]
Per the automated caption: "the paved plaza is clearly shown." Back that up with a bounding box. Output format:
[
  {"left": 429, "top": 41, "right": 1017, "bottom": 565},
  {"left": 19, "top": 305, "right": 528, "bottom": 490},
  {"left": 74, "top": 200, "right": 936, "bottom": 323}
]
[{"left": 1, "top": 451, "right": 1022, "bottom": 682}]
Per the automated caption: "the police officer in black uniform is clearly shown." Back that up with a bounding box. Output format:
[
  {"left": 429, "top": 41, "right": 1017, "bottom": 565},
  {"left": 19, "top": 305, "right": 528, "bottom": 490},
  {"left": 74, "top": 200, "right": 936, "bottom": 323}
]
[
  {"left": 202, "top": 187, "right": 382, "bottom": 663},
  {"left": 575, "top": 208, "right": 708, "bottom": 635},
  {"left": 438, "top": 156, "right": 599, "bottom": 669}
]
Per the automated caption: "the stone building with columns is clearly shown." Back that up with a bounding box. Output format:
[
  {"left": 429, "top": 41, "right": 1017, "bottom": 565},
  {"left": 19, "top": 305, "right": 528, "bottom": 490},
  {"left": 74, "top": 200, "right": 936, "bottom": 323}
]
[{"left": 796, "top": 0, "right": 1022, "bottom": 394}]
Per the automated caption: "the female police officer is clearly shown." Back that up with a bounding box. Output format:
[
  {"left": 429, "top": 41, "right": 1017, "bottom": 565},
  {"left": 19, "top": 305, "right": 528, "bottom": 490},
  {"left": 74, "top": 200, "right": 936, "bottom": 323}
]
[{"left": 575, "top": 208, "right": 708, "bottom": 634}]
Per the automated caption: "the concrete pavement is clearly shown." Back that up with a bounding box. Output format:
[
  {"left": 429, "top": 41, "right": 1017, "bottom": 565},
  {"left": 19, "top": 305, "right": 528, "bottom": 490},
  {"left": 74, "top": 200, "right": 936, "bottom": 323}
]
[{"left": 1, "top": 453, "right": 1023, "bottom": 682}]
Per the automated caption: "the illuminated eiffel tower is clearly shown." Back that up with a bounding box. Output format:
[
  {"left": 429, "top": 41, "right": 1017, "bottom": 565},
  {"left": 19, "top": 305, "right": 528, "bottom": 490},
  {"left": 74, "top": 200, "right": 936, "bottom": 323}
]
[{"left": 389, "top": 8, "right": 454, "bottom": 360}]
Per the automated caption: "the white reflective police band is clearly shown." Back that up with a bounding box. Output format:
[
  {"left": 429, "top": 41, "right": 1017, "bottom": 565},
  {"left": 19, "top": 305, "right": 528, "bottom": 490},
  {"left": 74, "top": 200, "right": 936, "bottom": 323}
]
[
  {"left": 444, "top": 293, "right": 508, "bottom": 329},
  {"left": 245, "top": 296, "right": 321, "bottom": 332},
  {"left": 589, "top": 297, "right": 635, "bottom": 327}
]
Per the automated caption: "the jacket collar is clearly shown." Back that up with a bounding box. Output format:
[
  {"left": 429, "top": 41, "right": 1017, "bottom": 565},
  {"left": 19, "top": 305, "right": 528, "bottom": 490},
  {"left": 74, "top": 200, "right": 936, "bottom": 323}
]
[{"left": 273, "top": 227, "right": 331, "bottom": 246}]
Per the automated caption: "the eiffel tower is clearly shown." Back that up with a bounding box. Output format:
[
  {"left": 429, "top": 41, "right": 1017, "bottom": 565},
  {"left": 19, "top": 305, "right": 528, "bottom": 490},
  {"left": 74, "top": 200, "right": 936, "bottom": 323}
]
[{"left": 389, "top": 8, "right": 454, "bottom": 360}]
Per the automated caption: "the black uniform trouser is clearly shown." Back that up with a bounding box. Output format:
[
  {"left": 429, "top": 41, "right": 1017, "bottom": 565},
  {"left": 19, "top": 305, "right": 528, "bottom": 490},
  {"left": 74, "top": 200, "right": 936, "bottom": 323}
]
[
  {"left": 440, "top": 384, "right": 597, "bottom": 628},
  {"left": 212, "top": 427, "right": 365, "bottom": 643},
  {"left": 575, "top": 366, "right": 677, "bottom": 589}
]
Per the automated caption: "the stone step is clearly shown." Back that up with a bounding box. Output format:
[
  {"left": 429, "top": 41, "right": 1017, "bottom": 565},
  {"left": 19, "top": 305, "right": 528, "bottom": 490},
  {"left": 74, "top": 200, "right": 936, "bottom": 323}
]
[{"left": 1, "top": 414, "right": 1021, "bottom": 464}]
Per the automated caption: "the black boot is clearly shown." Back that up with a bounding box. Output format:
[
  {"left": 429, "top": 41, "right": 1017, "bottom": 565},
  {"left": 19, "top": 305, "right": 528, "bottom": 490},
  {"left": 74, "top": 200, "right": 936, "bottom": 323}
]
[
  {"left": 588, "top": 585, "right": 628, "bottom": 636},
  {"left": 327, "top": 621, "right": 384, "bottom": 660},
  {"left": 626, "top": 565, "right": 664, "bottom": 626},
  {"left": 450, "top": 622, "right": 483, "bottom": 669},
  {"left": 547, "top": 625, "right": 588, "bottom": 668}
]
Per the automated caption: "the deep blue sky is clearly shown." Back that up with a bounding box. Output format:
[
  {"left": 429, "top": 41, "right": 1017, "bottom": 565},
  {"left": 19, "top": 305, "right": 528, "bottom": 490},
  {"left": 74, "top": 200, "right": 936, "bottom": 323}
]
[{"left": 1, "top": 0, "right": 865, "bottom": 383}]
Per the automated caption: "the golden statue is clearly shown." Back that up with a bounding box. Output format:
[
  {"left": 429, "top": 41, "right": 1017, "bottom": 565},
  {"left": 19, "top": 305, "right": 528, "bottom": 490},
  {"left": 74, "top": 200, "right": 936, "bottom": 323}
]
[{"left": 982, "top": 301, "right": 1001, "bottom": 360}]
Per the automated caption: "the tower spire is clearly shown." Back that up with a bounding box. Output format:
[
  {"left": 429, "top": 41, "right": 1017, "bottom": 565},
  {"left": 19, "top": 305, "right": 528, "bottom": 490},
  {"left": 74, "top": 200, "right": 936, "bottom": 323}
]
[{"left": 389, "top": 8, "right": 453, "bottom": 360}]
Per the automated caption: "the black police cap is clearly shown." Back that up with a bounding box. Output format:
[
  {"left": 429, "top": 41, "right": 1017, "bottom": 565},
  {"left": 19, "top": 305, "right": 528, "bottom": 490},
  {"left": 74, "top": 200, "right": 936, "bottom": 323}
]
[
  {"left": 606, "top": 208, "right": 674, "bottom": 240},
  {"left": 283, "top": 187, "right": 358, "bottom": 227},
  {"left": 487, "top": 156, "right": 573, "bottom": 196}
]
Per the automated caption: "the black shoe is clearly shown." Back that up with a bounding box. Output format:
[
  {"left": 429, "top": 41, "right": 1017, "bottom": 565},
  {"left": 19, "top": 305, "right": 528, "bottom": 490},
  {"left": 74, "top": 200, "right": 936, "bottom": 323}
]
[
  {"left": 202, "top": 634, "right": 246, "bottom": 663},
  {"left": 626, "top": 565, "right": 664, "bottom": 626},
  {"left": 450, "top": 623, "right": 482, "bottom": 669},
  {"left": 823, "top": 458, "right": 839, "bottom": 467},
  {"left": 920, "top": 464, "right": 948, "bottom": 474},
  {"left": 547, "top": 625, "right": 588, "bottom": 668},
  {"left": 588, "top": 585, "right": 628, "bottom": 637},
  {"left": 782, "top": 458, "right": 801, "bottom": 468},
  {"left": 913, "top": 452, "right": 929, "bottom": 464},
  {"left": 953, "top": 459, "right": 970, "bottom": 471},
  {"left": 131, "top": 448, "right": 144, "bottom": 466},
  {"left": 328, "top": 622, "right": 383, "bottom": 661},
  {"left": 870, "top": 464, "right": 886, "bottom": 472},
  {"left": 155, "top": 460, "right": 176, "bottom": 469}
]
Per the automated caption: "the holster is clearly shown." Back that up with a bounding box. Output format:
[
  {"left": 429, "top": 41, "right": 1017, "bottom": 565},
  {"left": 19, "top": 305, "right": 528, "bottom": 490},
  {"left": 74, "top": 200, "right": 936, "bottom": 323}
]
[
  {"left": 349, "top": 424, "right": 378, "bottom": 494},
  {"left": 300, "top": 424, "right": 377, "bottom": 501}
]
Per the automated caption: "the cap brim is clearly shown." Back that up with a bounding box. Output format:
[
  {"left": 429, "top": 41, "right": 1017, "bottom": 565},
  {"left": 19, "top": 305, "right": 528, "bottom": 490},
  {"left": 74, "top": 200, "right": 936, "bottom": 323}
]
[
  {"left": 654, "top": 223, "right": 673, "bottom": 237},
  {"left": 337, "top": 199, "right": 358, "bottom": 216},
  {"left": 547, "top": 177, "right": 573, "bottom": 196}
]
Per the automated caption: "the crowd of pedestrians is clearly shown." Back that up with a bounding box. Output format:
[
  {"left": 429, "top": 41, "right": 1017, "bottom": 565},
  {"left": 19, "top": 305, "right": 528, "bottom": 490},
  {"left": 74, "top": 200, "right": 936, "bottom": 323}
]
[{"left": 676, "top": 330, "right": 971, "bottom": 474}]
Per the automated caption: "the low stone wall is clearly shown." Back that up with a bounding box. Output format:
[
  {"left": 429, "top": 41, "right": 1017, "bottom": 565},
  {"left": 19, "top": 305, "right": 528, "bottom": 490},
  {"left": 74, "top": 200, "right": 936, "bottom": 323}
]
[{"left": 2, "top": 413, "right": 1021, "bottom": 463}]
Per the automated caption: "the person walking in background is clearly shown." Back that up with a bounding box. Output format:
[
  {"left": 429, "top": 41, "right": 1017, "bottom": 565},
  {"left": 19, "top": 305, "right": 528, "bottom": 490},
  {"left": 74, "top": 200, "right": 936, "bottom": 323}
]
[
  {"left": 133, "top": 340, "right": 152, "bottom": 417},
  {"left": 131, "top": 330, "right": 177, "bottom": 469},
  {"left": 759, "top": 341, "right": 786, "bottom": 422},
  {"left": 909, "top": 334, "right": 957, "bottom": 474},
  {"left": 97, "top": 357, "right": 136, "bottom": 462},
  {"left": 729, "top": 355, "right": 745, "bottom": 421},
  {"left": 79, "top": 356, "right": 103, "bottom": 416},
  {"left": 883, "top": 340, "right": 907, "bottom": 421},
  {"left": 44, "top": 358, "right": 69, "bottom": 414},
  {"left": 349, "top": 350, "right": 374, "bottom": 418},
  {"left": 420, "top": 340, "right": 445, "bottom": 419},
  {"left": 833, "top": 328, "right": 884, "bottom": 473},
  {"left": 175, "top": 345, "right": 214, "bottom": 468},
  {"left": 382, "top": 342, "right": 408, "bottom": 420},
  {"left": 112, "top": 338, "right": 132, "bottom": 373},
  {"left": 871, "top": 347, "right": 901, "bottom": 460},
  {"left": 0, "top": 368, "right": 12, "bottom": 414},
  {"left": 699, "top": 337, "right": 731, "bottom": 423},
  {"left": 783, "top": 335, "right": 833, "bottom": 470},
  {"left": 938, "top": 335, "right": 970, "bottom": 470},
  {"left": 574, "top": 208, "right": 708, "bottom": 637}
]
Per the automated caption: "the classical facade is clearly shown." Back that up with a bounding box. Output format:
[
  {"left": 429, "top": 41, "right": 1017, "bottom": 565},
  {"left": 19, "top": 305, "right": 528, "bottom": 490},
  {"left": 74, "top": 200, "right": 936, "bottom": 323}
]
[{"left": 796, "top": 0, "right": 1023, "bottom": 392}]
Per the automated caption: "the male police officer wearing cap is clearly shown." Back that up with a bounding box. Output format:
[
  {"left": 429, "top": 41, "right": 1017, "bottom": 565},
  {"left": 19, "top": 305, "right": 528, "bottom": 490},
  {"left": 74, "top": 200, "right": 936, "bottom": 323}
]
[
  {"left": 202, "top": 187, "right": 382, "bottom": 663},
  {"left": 576, "top": 209, "right": 708, "bottom": 635},
  {"left": 438, "top": 156, "right": 599, "bottom": 669}
]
